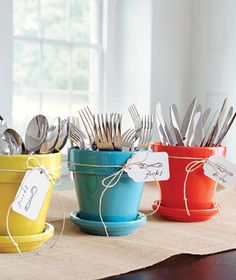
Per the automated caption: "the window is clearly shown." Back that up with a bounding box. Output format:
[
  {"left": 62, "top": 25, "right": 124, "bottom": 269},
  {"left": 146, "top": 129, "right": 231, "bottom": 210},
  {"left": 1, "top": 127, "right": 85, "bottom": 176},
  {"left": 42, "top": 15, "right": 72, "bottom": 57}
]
[{"left": 12, "top": 0, "right": 103, "bottom": 135}]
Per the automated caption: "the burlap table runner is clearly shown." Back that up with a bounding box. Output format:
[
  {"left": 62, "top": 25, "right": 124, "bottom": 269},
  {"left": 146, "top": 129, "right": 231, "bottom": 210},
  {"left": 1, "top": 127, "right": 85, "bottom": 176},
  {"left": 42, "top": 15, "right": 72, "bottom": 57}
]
[{"left": 1, "top": 183, "right": 236, "bottom": 280}]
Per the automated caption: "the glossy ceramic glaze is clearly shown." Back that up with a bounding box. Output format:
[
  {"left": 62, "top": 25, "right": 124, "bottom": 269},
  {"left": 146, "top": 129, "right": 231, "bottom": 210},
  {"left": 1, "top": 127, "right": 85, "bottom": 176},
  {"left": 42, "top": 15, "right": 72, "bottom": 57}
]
[
  {"left": 0, "top": 223, "right": 54, "bottom": 253},
  {"left": 0, "top": 153, "right": 61, "bottom": 236},
  {"left": 152, "top": 201, "right": 219, "bottom": 222},
  {"left": 151, "top": 143, "right": 226, "bottom": 222},
  {"left": 70, "top": 210, "right": 146, "bottom": 236},
  {"left": 68, "top": 148, "right": 144, "bottom": 222}
]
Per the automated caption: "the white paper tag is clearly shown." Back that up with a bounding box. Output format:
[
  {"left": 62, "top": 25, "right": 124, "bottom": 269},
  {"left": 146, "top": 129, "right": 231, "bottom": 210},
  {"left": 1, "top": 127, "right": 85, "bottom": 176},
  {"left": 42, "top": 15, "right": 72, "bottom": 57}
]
[
  {"left": 12, "top": 168, "right": 50, "bottom": 220},
  {"left": 203, "top": 155, "right": 236, "bottom": 187},
  {"left": 125, "top": 151, "right": 170, "bottom": 182}
]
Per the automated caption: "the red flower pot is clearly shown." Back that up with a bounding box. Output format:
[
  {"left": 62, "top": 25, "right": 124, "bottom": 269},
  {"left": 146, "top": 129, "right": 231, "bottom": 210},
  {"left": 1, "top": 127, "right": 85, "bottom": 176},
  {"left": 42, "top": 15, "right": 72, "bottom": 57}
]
[{"left": 151, "top": 143, "right": 226, "bottom": 222}]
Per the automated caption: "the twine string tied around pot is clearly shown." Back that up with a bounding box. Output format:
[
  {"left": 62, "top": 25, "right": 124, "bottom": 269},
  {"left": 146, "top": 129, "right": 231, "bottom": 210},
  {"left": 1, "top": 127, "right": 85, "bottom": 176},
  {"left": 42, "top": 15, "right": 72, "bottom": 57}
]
[
  {"left": 4, "top": 157, "right": 63, "bottom": 255},
  {"left": 69, "top": 160, "right": 161, "bottom": 237},
  {"left": 68, "top": 161, "right": 128, "bottom": 237},
  {"left": 172, "top": 157, "right": 220, "bottom": 216}
]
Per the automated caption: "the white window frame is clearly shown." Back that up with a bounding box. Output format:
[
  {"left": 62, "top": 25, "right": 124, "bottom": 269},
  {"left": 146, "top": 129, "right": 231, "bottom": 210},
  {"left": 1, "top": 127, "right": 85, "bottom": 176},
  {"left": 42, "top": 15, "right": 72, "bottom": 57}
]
[
  {"left": 0, "top": 0, "right": 104, "bottom": 127},
  {"left": 0, "top": 0, "right": 13, "bottom": 125}
]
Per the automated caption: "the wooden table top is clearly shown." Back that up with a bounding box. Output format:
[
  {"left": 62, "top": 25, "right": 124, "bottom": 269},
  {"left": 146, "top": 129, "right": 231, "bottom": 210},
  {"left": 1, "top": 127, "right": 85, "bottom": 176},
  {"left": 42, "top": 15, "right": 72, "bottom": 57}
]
[{"left": 105, "top": 250, "right": 236, "bottom": 280}]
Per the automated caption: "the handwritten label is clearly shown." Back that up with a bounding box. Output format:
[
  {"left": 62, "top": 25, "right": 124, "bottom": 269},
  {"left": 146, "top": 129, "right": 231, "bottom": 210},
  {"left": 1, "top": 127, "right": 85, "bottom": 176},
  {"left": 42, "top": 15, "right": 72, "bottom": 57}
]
[
  {"left": 12, "top": 168, "right": 50, "bottom": 220},
  {"left": 203, "top": 155, "right": 236, "bottom": 187},
  {"left": 125, "top": 151, "right": 170, "bottom": 182}
]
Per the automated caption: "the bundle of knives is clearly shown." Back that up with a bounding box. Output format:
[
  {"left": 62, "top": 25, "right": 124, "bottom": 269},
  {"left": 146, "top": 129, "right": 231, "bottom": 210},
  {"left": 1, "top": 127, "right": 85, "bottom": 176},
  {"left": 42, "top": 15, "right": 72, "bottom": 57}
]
[{"left": 156, "top": 98, "right": 236, "bottom": 147}]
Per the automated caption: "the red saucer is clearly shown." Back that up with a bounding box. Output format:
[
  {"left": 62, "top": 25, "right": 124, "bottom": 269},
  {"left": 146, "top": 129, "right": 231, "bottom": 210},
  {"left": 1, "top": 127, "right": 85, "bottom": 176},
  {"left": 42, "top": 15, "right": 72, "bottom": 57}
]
[{"left": 152, "top": 201, "right": 220, "bottom": 222}]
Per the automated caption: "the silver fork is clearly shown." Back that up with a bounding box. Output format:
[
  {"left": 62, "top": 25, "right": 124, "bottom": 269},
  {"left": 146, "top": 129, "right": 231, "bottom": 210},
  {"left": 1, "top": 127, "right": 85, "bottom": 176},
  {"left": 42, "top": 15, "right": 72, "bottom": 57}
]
[
  {"left": 79, "top": 106, "right": 97, "bottom": 150},
  {"left": 93, "top": 113, "right": 114, "bottom": 151},
  {"left": 136, "top": 115, "right": 153, "bottom": 150},
  {"left": 111, "top": 113, "right": 122, "bottom": 150},
  {"left": 121, "top": 128, "right": 136, "bottom": 151},
  {"left": 61, "top": 118, "right": 86, "bottom": 149},
  {"left": 69, "top": 131, "right": 85, "bottom": 149},
  {"left": 128, "top": 104, "right": 142, "bottom": 138},
  {"left": 60, "top": 119, "right": 86, "bottom": 141},
  {"left": 61, "top": 119, "right": 86, "bottom": 139}
]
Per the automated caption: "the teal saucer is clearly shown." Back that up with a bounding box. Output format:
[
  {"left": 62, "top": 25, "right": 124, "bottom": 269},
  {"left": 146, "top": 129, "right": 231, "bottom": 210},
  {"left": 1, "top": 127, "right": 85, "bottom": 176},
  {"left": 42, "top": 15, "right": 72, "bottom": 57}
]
[{"left": 70, "top": 210, "right": 147, "bottom": 236}]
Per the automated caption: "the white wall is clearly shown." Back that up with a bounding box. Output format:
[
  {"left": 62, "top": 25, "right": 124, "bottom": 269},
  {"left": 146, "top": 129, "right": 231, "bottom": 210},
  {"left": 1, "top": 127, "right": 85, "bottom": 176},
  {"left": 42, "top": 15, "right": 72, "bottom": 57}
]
[
  {"left": 103, "top": 0, "right": 152, "bottom": 128},
  {"left": 103, "top": 0, "right": 194, "bottom": 136},
  {"left": 150, "top": 0, "right": 193, "bottom": 139},
  {"left": 191, "top": 0, "right": 236, "bottom": 161},
  {"left": 191, "top": 0, "right": 236, "bottom": 105},
  {"left": 149, "top": 0, "right": 236, "bottom": 159}
]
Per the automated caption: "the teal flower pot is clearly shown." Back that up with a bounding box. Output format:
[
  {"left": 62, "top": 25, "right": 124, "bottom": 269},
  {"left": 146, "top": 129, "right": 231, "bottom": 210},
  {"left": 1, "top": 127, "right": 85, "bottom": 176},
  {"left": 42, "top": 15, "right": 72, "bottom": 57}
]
[{"left": 68, "top": 148, "right": 144, "bottom": 222}]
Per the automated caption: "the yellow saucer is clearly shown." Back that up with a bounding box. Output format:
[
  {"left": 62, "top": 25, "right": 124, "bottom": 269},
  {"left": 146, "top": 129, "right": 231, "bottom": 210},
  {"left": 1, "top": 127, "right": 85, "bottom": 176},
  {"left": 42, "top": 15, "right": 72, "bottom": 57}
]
[{"left": 0, "top": 223, "right": 54, "bottom": 253}]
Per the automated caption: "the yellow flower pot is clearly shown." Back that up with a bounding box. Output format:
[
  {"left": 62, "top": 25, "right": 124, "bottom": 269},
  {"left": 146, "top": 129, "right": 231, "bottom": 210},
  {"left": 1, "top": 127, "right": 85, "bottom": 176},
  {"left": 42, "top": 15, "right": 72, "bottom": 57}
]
[
  {"left": 0, "top": 223, "right": 54, "bottom": 253},
  {"left": 0, "top": 153, "right": 61, "bottom": 237}
]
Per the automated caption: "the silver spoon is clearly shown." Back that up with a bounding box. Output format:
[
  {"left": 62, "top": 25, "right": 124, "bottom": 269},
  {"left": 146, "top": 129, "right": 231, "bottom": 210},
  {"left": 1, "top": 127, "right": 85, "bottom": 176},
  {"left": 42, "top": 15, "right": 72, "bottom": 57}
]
[
  {"left": 0, "top": 137, "right": 11, "bottom": 154},
  {"left": 0, "top": 115, "right": 7, "bottom": 137},
  {"left": 25, "top": 115, "right": 49, "bottom": 154},
  {"left": 39, "top": 117, "right": 60, "bottom": 154},
  {"left": 54, "top": 117, "right": 69, "bottom": 152},
  {"left": 3, "top": 128, "right": 25, "bottom": 154}
]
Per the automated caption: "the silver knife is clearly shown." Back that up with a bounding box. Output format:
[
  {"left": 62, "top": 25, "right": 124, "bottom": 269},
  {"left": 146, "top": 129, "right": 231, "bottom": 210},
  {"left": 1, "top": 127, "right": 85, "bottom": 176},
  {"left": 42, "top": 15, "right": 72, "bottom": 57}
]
[
  {"left": 205, "top": 98, "right": 227, "bottom": 146},
  {"left": 170, "top": 105, "right": 184, "bottom": 146},
  {"left": 172, "top": 104, "right": 181, "bottom": 129},
  {"left": 202, "top": 108, "right": 211, "bottom": 129},
  {"left": 190, "top": 111, "right": 204, "bottom": 146},
  {"left": 215, "top": 107, "right": 235, "bottom": 145},
  {"left": 201, "top": 109, "right": 218, "bottom": 147},
  {"left": 156, "top": 103, "right": 174, "bottom": 145},
  {"left": 181, "top": 97, "right": 197, "bottom": 145}
]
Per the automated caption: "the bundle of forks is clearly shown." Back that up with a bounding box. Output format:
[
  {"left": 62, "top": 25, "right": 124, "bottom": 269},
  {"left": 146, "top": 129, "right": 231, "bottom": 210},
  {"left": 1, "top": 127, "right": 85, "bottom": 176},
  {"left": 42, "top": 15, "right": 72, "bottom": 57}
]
[{"left": 69, "top": 105, "right": 153, "bottom": 151}]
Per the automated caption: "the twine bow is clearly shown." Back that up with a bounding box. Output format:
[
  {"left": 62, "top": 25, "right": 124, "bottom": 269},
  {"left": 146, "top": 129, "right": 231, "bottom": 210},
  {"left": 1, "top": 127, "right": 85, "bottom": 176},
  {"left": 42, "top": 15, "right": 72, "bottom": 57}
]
[
  {"left": 5, "top": 157, "right": 63, "bottom": 255},
  {"left": 69, "top": 159, "right": 162, "bottom": 237},
  {"left": 99, "top": 168, "right": 127, "bottom": 237},
  {"left": 183, "top": 158, "right": 219, "bottom": 216}
]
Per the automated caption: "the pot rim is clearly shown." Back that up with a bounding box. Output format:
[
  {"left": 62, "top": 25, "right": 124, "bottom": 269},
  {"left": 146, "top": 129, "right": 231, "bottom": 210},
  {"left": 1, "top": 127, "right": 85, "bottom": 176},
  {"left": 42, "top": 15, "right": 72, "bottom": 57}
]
[
  {"left": 68, "top": 147, "right": 134, "bottom": 156},
  {"left": 151, "top": 142, "right": 226, "bottom": 152},
  {"left": 0, "top": 152, "right": 61, "bottom": 159}
]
